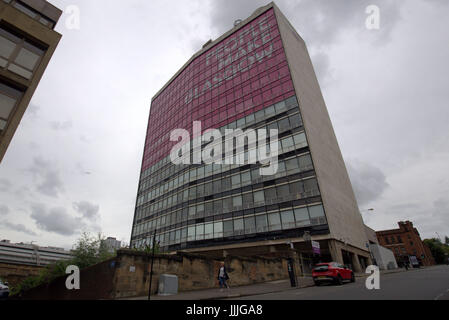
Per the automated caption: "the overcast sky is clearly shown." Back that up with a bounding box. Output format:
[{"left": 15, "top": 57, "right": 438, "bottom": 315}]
[{"left": 0, "top": 0, "right": 448, "bottom": 249}]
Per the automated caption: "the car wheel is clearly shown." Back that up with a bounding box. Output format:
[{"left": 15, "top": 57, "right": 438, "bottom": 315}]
[
  {"left": 314, "top": 281, "right": 321, "bottom": 286},
  {"left": 350, "top": 273, "right": 355, "bottom": 283},
  {"left": 335, "top": 274, "right": 343, "bottom": 285}
]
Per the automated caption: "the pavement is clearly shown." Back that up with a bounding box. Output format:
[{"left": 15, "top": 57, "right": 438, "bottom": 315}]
[{"left": 121, "top": 266, "right": 414, "bottom": 300}]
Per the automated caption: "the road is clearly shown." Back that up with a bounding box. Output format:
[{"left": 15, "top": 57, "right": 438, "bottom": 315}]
[{"left": 230, "top": 265, "right": 449, "bottom": 300}]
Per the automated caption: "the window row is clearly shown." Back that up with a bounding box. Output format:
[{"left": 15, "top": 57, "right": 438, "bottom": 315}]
[
  {"left": 132, "top": 204, "right": 327, "bottom": 247},
  {"left": 138, "top": 152, "right": 313, "bottom": 215},
  {"left": 135, "top": 176, "right": 320, "bottom": 227}
]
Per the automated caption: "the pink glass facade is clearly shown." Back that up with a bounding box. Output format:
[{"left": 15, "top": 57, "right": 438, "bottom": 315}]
[{"left": 142, "top": 8, "right": 294, "bottom": 171}]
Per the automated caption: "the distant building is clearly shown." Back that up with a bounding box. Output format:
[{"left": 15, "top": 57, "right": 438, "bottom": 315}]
[
  {"left": 376, "top": 221, "right": 435, "bottom": 267},
  {"left": 101, "top": 237, "right": 121, "bottom": 254},
  {"left": 0, "top": 0, "right": 62, "bottom": 162},
  {"left": 0, "top": 240, "right": 72, "bottom": 266}
]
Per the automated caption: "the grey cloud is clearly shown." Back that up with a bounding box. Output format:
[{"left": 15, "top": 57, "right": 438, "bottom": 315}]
[
  {"left": 0, "top": 205, "right": 9, "bottom": 215},
  {"left": 0, "top": 178, "right": 11, "bottom": 192},
  {"left": 1, "top": 221, "right": 38, "bottom": 236},
  {"left": 346, "top": 160, "right": 389, "bottom": 207},
  {"left": 30, "top": 204, "right": 85, "bottom": 236},
  {"left": 26, "top": 103, "right": 40, "bottom": 118},
  {"left": 49, "top": 120, "right": 73, "bottom": 131},
  {"left": 27, "top": 157, "right": 64, "bottom": 198},
  {"left": 73, "top": 201, "right": 100, "bottom": 221}
]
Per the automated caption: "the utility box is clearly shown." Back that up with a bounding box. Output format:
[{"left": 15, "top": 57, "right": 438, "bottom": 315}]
[{"left": 158, "top": 274, "right": 178, "bottom": 296}]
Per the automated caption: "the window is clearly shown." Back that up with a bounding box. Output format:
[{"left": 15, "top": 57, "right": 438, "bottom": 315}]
[
  {"left": 294, "top": 207, "right": 310, "bottom": 227},
  {"left": 204, "top": 223, "right": 213, "bottom": 240},
  {"left": 187, "top": 226, "right": 195, "bottom": 242},
  {"left": 253, "top": 190, "right": 265, "bottom": 204},
  {"left": 289, "top": 114, "right": 303, "bottom": 128},
  {"left": 309, "top": 205, "right": 325, "bottom": 218},
  {"left": 213, "top": 199, "right": 222, "bottom": 213},
  {"left": 188, "top": 206, "right": 196, "bottom": 218},
  {"left": 232, "top": 195, "right": 242, "bottom": 208},
  {"left": 213, "top": 180, "right": 221, "bottom": 192},
  {"left": 241, "top": 171, "right": 251, "bottom": 185},
  {"left": 278, "top": 117, "right": 290, "bottom": 132},
  {"left": 281, "top": 210, "right": 295, "bottom": 230},
  {"left": 268, "top": 212, "right": 282, "bottom": 231},
  {"left": 256, "top": 214, "right": 268, "bottom": 233},
  {"left": 223, "top": 197, "right": 233, "bottom": 212},
  {"left": 222, "top": 177, "right": 231, "bottom": 190},
  {"left": 214, "top": 221, "right": 223, "bottom": 238},
  {"left": 231, "top": 174, "right": 241, "bottom": 187},
  {"left": 293, "top": 133, "right": 308, "bottom": 149},
  {"left": 304, "top": 178, "right": 319, "bottom": 195},
  {"left": 298, "top": 154, "right": 313, "bottom": 171},
  {"left": 0, "top": 82, "right": 23, "bottom": 132},
  {"left": 281, "top": 136, "right": 294, "bottom": 151},
  {"left": 181, "top": 228, "right": 187, "bottom": 242},
  {"left": 196, "top": 224, "right": 204, "bottom": 241},
  {"left": 276, "top": 184, "right": 290, "bottom": 197},
  {"left": 242, "top": 192, "right": 253, "bottom": 205},
  {"left": 223, "top": 220, "right": 233, "bottom": 237},
  {"left": 0, "top": 26, "right": 45, "bottom": 79},
  {"left": 289, "top": 181, "right": 304, "bottom": 195},
  {"left": 264, "top": 187, "right": 277, "bottom": 201},
  {"left": 244, "top": 216, "right": 256, "bottom": 234},
  {"left": 205, "top": 201, "right": 213, "bottom": 217},
  {"left": 286, "top": 158, "right": 299, "bottom": 172},
  {"left": 234, "top": 218, "right": 244, "bottom": 235}
]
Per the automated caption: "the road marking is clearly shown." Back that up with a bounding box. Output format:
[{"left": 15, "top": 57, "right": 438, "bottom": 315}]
[{"left": 434, "top": 289, "right": 449, "bottom": 300}]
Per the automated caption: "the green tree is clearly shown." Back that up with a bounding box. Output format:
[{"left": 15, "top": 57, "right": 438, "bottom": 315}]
[{"left": 423, "top": 238, "right": 448, "bottom": 264}]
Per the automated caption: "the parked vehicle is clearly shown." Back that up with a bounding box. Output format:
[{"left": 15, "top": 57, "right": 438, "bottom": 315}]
[
  {"left": 0, "top": 279, "right": 9, "bottom": 299},
  {"left": 312, "top": 262, "right": 355, "bottom": 286}
]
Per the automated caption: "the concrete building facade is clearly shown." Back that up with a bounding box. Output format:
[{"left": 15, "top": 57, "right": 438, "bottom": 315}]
[
  {"left": 0, "top": 0, "right": 62, "bottom": 162},
  {"left": 131, "top": 2, "right": 371, "bottom": 273},
  {"left": 0, "top": 239, "right": 72, "bottom": 266},
  {"left": 376, "top": 221, "right": 435, "bottom": 267}
]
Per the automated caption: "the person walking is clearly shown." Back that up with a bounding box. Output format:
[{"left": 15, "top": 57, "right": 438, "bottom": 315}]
[{"left": 218, "top": 262, "right": 230, "bottom": 292}]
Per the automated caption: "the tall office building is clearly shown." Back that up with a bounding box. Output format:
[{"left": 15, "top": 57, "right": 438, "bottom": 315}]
[
  {"left": 131, "top": 3, "right": 371, "bottom": 272},
  {"left": 0, "top": 0, "right": 62, "bottom": 162}
]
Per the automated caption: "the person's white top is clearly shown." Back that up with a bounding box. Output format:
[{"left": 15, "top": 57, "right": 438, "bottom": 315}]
[{"left": 219, "top": 267, "right": 225, "bottom": 278}]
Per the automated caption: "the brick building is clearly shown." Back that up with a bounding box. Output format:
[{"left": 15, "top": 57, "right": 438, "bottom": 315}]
[{"left": 376, "top": 221, "right": 435, "bottom": 267}]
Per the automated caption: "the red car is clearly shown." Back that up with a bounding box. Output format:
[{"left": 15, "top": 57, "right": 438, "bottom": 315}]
[{"left": 312, "top": 262, "right": 355, "bottom": 286}]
